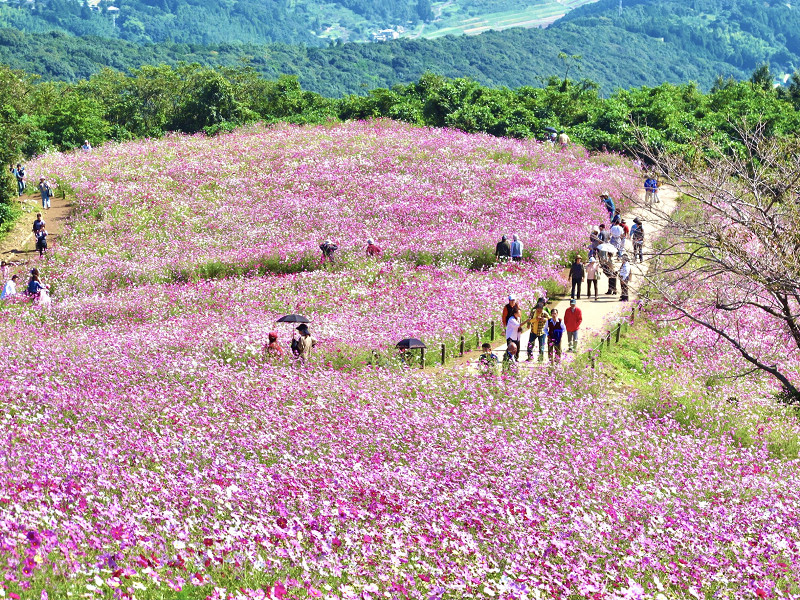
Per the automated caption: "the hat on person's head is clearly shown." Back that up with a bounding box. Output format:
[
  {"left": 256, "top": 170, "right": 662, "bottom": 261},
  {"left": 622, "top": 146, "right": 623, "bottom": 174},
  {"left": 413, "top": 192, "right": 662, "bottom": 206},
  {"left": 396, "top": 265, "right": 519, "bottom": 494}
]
[
  {"left": 588, "top": 257, "right": 596, "bottom": 263},
  {"left": 570, "top": 298, "right": 576, "bottom": 305},
  {"left": 599, "top": 223, "right": 605, "bottom": 228},
  {"left": 501, "top": 234, "right": 507, "bottom": 241},
  {"left": 509, "top": 294, "right": 517, "bottom": 301},
  {"left": 296, "top": 323, "right": 310, "bottom": 333},
  {"left": 268, "top": 331, "right": 278, "bottom": 341},
  {"left": 622, "top": 255, "right": 630, "bottom": 262},
  {"left": 633, "top": 218, "right": 642, "bottom": 224},
  {"left": 621, "top": 219, "right": 626, "bottom": 224},
  {"left": 512, "top": 233, "right": 519, "bottom": 241},
  {"left": 367, "top": 238, "right": 374, "bottom": 245}
]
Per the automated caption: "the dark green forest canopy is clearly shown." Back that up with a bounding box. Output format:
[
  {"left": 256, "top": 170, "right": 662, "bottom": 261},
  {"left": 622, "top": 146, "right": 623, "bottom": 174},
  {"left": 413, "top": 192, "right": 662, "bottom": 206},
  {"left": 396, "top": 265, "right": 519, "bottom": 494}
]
[{"left": 0, "top": 0, "right": 799, "bottom": 95}]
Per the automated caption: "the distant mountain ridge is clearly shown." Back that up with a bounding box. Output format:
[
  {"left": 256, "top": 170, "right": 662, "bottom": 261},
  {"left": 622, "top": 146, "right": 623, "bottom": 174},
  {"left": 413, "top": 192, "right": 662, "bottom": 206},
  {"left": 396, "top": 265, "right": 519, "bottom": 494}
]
[{"left": 0, "top": 0, "right": 797, "bottom": 95}]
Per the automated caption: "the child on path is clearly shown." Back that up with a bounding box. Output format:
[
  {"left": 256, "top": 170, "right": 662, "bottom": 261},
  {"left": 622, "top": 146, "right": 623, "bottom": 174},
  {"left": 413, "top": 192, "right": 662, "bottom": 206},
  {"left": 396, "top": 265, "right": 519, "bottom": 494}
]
[
  {"left": 478, "top": 343, "right": 499, "bottom": 375},
  {"left": 505, "top": 307, "right": 522, "bottom": 360},
  {"left": 545, "top": 309, "right": 566, "bottom": 364},
  {"left": 35, "top": 227, "right": 48, "bottom": 258}
]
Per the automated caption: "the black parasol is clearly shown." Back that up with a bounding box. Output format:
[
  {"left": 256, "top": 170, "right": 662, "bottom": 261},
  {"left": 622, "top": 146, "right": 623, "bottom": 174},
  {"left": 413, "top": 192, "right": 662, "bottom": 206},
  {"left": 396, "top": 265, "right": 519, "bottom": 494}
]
[
  {"left": 396, "top": 338, "right": 427, "bottom": 350},
  {"left": 276, "top": 314, "right": 311, "bottom": 323}
]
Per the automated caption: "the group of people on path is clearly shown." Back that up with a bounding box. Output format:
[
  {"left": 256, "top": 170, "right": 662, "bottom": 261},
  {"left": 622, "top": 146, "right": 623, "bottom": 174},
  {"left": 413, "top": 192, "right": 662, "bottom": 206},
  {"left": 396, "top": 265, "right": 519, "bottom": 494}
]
[
  {"left": 479, "top": 294, "right": 583, "bottom": 373},
  {"left": 9, "top": 163, "right": 55, "bottom": 209}
]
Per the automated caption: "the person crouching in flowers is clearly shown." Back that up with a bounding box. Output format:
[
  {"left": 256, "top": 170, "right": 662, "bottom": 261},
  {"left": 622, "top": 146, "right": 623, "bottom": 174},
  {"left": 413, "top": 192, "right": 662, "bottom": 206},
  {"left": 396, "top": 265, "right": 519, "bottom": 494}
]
[
  {"left": 265, "top": 332, "right": 283, "bottom": 359},
  {"left": 502, "top": 342, "right": 518, "bottom": 374},
  {"left": 319, "top": 239, "right": 338, "bottom": 264},
  {"left": 478, "top": 342, "right": 499, "bottom": 375},
  {"left": 366, "top": 238, "right": 382, "bottom": 257},
  {"left": 27, "top": 269, "right": 48, "bottom": 302}
]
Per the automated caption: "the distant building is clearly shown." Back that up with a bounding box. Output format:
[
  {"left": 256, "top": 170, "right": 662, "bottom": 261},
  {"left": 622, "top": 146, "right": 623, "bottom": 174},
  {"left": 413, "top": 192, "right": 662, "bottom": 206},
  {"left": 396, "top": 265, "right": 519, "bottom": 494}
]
[{"left": 371, "top": 28, "right": 400, "bottom": 42}]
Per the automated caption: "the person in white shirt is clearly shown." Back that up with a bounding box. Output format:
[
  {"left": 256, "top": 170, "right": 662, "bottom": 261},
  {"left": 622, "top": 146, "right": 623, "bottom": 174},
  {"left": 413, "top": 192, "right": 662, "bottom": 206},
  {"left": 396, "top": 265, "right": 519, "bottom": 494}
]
[
  {"left": 505, "top": 307, "right": 522, "bottom": 360},
  {"left": 610, "top": 222, "right": 625, "bottom": 258},
  {"left": 619, "top": 255, "right": 632, "bottom": 301},
  {"left": 2, "top": 275, "right": 18, "bottom": 300}
]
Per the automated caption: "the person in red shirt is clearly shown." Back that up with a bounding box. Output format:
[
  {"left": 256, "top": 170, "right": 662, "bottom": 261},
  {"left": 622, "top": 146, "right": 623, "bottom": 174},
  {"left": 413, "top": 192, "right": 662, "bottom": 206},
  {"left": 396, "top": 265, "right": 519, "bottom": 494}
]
[
  {"left": 366, "top": 238, "right": 382, "bottom": 256},
  {"left": 564, "top": 299, "right": 583, "bottom": 352},
  {"left": 265, "top": 332, "right": 284, "bottom": 359}
]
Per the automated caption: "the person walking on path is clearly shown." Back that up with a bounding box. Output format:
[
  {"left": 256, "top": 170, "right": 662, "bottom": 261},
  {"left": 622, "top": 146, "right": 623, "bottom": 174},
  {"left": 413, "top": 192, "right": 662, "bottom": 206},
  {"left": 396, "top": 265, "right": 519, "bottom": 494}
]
[
  {"left": 366, "top": 238, "right": 382, "bottom": 257},
  {"left": 564, "top": 299, "right": 583, "bottom": 352},
  {"left": 495, "top": 235, "right": 511, "bottom": 261},
  {"left": 585, "top": 257, "right": 600, "bottom": 300},
  {"left": 602, "top": 255, "right": 618, "bottom": 295},
  {"left": 569, "top": 256, "right": 585, "bottom": 299},
  {"left": 645, "top": 176, "right": 660, "bottom": 205},
  {"left": 610, "top": 220, "right": 625, "bottom": 259},
  {"left": 501, "top": 295, "right": 520, "bottom": 328},
  {"left": 1, "top": 274, "right": 18, "bottom": 300},
  {"left": 619, "top": 255, "right": 632, "bottom": 302},
  {"left": 319, "top": 239, "right": 338, "bottom": 264},
  {"left": 35, "top": 226, "right": 48, "bottom": 258},
  {"left": 525, "top": 297, "right": 549, "bottom": 362},
  {"left": 294, "top": 324, "right": 317, "bottom": 365},
  {"left": 12, "top": 164, "right": 25, "bottom": 197},
  {"left": 37, "top": 177, "right": 52, "bottom": 210},
  {"left": 505, "top": 307, "right": 522, "bottom": 361},
  {"left": 510, "top": 234, "right": 523, "bottom": 262},
  {"left": 630, "top": 218, "right": 645, "bottom": 263},
  {"left": 545, "top": 308, "right": 566, "bottom": 364},
  {"left": 600, "top": 193, "right": 615, "bottom": 220},
  {"left": 32, "top": 213, "right": 45, "bottom": 235}
]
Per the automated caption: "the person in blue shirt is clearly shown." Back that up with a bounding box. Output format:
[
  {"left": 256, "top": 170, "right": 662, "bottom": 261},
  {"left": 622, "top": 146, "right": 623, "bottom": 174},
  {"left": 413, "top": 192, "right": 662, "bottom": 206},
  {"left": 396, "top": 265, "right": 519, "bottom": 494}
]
[
  {"left": 27, "top": 269, "right": 46, "bottom": 297},
  {"left": 600, "top": 193, "right": 615, "bottom": 220},
  {"left": 545, "top": 309, "right": 566, "bottom": 364},
  {"left": 510, "top": 234, "right": 523, "bottom": 262}
]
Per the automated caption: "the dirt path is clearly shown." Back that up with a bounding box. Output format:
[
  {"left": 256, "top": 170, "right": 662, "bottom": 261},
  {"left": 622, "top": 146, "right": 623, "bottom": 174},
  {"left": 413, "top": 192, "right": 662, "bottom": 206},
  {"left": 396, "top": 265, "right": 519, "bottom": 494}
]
[
  {"left": 460, "top": 186, "right": 678, "bottom": 370},
  {"left": 0, "top": 190, "right": 71, "bottom": 268}
]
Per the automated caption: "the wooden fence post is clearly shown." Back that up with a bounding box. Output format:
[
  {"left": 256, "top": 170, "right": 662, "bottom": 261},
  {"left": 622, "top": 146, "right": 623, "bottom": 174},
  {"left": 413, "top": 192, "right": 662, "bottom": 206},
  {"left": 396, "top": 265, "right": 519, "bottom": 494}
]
[
  {"left": 441, "top": 343, "right": 446, "bottom": 366},
  {"left": 490, "top": 320, "right": 495, "bottom": 341},
  {"left": 615, "top": 323, "right": 621, "bottom": 343},
  {"left": 476, "top": 331, "right": 480, "bottom": 350},
  {"left": 606, "top": 333, "right": 611, "bottom": 349},
  {"left": 459, "top": 336, "right": 465, "bottom": 357},
  {"left": 420, "top": 348, "right": 426, "bottom": 369}
]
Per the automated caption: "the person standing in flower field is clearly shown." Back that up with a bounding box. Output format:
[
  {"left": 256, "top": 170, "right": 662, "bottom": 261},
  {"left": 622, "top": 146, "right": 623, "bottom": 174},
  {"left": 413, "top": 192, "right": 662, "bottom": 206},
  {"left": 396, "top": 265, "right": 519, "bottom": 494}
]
[
  {"left": 564, "top": 299, "right": 583, "bottom": 352},
  {"left": 37, "top": 177, "right": 52, "bottom": 210},
  {"left": 81, "top": 140, "right": 92, "bottom": 153},
  {"left": 618, "top": 255, "right": 632, "bottom": 302},
  {"left": 495, "top": 235, "right": 511, "bottom": 261},
  {"left": 545, "top": 308, "right": 566, "bottom": 364},
  {"left": 525, "top": 297, "right": 549, "bottom": 362},
  {"left": 510, "top": 234, "right": 523, "bottom": 262},
  {"left": 501, "top": 295, "right": 520, "bottom": 328},
  {"left": 600, "top": 193, "right": 615, "bottom": 220},
  {"left": 585, "top": 257, "right": 600, "bottom": 300},
  {"left": 505, "top": 307, "right": 522, "bottom": 360},
  {"left": 569, "top": 255, "right": 585, "bottom": 299}
]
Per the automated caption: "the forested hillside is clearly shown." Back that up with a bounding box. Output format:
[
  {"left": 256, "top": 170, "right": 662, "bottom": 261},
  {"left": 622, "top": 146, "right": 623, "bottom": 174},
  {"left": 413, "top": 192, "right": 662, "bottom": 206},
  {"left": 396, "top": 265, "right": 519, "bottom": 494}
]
[{"left": 0, "top": 0, "right": 798, "bottom": 95}]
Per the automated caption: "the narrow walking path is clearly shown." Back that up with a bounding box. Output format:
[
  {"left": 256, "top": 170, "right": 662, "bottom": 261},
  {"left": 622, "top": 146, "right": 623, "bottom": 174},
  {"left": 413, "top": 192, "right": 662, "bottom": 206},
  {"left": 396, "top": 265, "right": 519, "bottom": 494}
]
[
  {"left": 464, "top": 186, "right": 678, "bottom": 369},
  {"left": 0, "top": 191, "right": 71, "bottom": 262}
]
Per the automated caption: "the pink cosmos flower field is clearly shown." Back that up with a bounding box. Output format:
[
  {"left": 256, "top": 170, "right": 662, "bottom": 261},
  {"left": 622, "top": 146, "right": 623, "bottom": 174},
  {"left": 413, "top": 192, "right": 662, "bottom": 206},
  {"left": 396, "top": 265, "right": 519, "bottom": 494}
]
[{"left": 0, "top": 121, "right": 797, "bottom": 600}]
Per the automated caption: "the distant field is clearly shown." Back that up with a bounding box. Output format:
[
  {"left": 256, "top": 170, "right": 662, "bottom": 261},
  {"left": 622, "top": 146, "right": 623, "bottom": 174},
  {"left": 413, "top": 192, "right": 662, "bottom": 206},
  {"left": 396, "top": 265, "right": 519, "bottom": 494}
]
[{"left": 414, "top": 0, "right": 600, "bottom": 38}]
